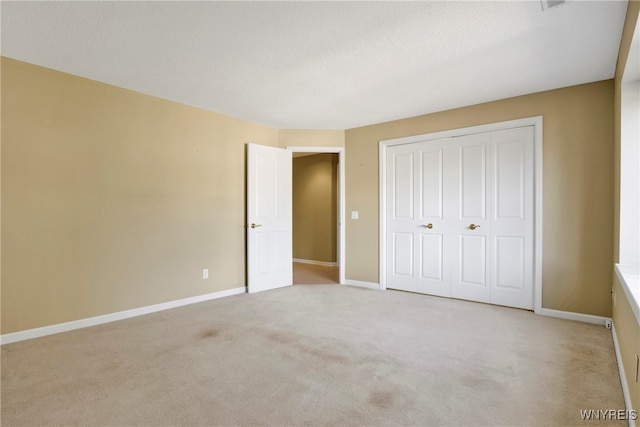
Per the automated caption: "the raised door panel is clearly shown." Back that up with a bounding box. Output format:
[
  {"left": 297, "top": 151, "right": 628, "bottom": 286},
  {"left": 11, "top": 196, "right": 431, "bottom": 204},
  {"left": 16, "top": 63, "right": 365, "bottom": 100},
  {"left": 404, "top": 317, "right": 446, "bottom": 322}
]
[
  {"left": 393, "top": 232, "right": 414, "bottom": 278},
  {"left": 393, "top": 152, "right": 414, "bottom": 219},
  {"left": 255, "top": 152, "right": 277, "bottom": 220},
  {"left": 459, "top": 143, "right": 487, "bottom": 220},
  {"left": 420, "top": 148, "right": 443, "bottom": 219},
  {"left": 415, "top": 230, "right": 450, "bottom": 297},
  {"left": 420, "top": 234, "right": 443, "bottom": 281},
  {"left": 255, "top": 232, "right": 271, "bottom": 275},
  {"left": 495, "top": 139, "right": 525, "bottom": 220},
  {"left": 494, "top": 236, "right": 525, "bottom": 290},
  {"left": 452, "top": 234, "right": 490, "bottom": 303},
  {"left": 459, "top": 235, "right": 487, "bottom": 286}
]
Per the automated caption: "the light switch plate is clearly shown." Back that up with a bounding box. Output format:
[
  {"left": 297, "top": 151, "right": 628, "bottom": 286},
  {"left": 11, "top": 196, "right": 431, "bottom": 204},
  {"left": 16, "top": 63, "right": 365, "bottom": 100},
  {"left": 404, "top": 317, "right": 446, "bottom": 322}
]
[{"left": 351, "top": 211, "right": 359, "bottom": 220}]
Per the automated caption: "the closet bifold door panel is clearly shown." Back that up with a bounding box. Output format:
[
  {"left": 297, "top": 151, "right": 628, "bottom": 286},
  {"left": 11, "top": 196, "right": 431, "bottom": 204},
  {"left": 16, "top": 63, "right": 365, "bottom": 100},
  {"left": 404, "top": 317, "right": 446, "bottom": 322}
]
[
  {"left": 450, "top": 132, "right": 492, "bottom": 304},
  {"left": 385, "top": 126, "right": 535, "bottom": 310},
  {"left": 386, "top": 138, "right": 452, "bottom": 297},
  {"left": 489, "top": 127, "right": 534, "bottom": 310}
]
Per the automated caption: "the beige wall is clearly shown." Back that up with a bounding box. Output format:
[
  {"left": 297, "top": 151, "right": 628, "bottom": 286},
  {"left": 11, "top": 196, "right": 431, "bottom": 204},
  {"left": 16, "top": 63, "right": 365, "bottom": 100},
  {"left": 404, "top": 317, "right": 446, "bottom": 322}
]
[
  {"left": 613, "top": 274, "right": 640, "bottom": 411},
  {"left": 345, "top": 80, "right": 614, "bottom": 317},
  {"left": 1, "top": 57, "right": 279, "bottom": 334},
  {"left": 292, "top": 154, "right": 338, "bottom": 263},
  {"left": 278, "top": 129, "right": 344, "bottom": 148},
  {"left": 613, "top": 0, "right": 640, "bottom": 413}
]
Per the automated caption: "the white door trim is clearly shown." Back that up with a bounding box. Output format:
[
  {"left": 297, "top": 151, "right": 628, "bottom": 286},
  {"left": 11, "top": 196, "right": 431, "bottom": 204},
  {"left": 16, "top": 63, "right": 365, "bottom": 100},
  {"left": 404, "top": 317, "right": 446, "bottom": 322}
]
[
  {"left": 379, "top": 116, "right": 543, "bottom": 313},
  {"left": 287, "top": 146, "right": 346, "bottom": 285}
]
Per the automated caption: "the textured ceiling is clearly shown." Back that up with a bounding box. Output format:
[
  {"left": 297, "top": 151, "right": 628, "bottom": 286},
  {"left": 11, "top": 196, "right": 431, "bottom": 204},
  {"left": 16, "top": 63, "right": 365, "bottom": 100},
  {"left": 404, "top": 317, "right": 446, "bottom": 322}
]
[{"left": 1, "top": 1, "right": 628, "bottom": 130}]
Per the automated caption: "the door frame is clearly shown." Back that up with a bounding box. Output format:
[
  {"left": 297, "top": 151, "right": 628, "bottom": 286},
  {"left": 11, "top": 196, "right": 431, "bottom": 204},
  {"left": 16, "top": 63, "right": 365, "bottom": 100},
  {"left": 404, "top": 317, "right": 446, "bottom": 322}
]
[
  {"left": 287, "top": 146, "right": 345, "bottom": 285},
  {"left": 379, "top": 116, "right": 543, "bottom": 313}
]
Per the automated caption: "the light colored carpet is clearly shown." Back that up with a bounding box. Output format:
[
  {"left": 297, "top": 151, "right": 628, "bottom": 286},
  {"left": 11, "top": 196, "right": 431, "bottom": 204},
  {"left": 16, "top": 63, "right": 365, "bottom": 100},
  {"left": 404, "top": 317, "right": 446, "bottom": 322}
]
[
  {"left": 293, "top": 262, "right": 339, "bottom": 285},
  {"left": 1, "top": 285, "right": 626, "bottom": 426}
]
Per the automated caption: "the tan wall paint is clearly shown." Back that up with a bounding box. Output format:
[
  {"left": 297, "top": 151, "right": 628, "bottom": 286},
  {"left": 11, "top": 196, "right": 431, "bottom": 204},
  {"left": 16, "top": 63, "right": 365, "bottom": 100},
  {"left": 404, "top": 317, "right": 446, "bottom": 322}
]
[
  {"left": 1, "top": 57, "right": 279, "bottom": 334},
  {"left": 292, "top": 154, "right": 338, "bottom": 263},
  {"left": 278, "top": 129, "right": 344, "bottom": 148},
  {"left": 613, "top": 275, "right": 640, "bottom": 411},
  {"left": 345, "top": 80, "right": 614, "bottom": 317},
  {"left": 613, "top": 0, "right": 640, "bottom": 413}
]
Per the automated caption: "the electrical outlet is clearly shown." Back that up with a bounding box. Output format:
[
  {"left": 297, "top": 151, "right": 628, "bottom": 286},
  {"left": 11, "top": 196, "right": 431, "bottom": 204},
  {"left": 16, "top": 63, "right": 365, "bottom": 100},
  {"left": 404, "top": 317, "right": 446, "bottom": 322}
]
[
  {"left": 203, "top": 269, "right": 208, "bottom": 279},
  {"left": 605, "top": 319, "right": 612, "bottom": 330}
]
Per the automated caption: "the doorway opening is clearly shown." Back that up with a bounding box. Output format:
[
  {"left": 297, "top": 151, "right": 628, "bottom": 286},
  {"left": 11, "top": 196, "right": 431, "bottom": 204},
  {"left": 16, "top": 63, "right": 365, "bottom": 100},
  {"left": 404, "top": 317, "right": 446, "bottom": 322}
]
[{"left": 288, "top": 147, "right": 345, "bottom": 285}]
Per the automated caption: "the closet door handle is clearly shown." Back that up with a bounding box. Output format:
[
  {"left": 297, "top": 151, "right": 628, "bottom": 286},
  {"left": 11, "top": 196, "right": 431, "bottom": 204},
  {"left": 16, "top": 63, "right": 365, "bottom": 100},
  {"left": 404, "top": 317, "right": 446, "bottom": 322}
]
[
  {"left": 469, "top": 224, "right": 480, "bottom": 230},
  {"left": 420, "top": 223, "right": 433, "bottom": 229},
  {"left": 250, "top": 223, "right": 262, "bottom": 229}
]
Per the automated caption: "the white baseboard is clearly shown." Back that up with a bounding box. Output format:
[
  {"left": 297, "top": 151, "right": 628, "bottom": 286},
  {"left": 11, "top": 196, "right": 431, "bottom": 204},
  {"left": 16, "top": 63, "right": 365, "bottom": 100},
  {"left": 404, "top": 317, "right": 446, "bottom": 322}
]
[
  {"left": 611, "top": 322, "right": 637, "bottom": 427},
  {"left": 343, "top": 279, "right": 381, "bottom": 290},
  {"left": 538, "top": 308, "right": 609, "bottom": 326},
  {"left": 0, "top": 287, "right": 246, "bottom": 345},
  {"left": 293, "top": 258, "right": 338, "bottom": 267}
]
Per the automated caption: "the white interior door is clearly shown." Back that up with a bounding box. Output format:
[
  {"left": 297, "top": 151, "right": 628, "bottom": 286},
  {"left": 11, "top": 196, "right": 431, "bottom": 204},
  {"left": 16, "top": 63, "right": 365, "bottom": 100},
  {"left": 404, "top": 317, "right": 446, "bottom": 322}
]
[
  {"left": 385, "top": 143, "right": 417, "bottom": 293},
  {"left": 384, "top": 125, "right": 535, "bottom": 310},
  {"left": 386, "top": 139, "right": 451, "bottom": 297},
  {"left": 489, "top": 127, "right": 534, "bottom": 309},
  {"left": 247, "top": 143, "right": 292, "bottom": 293},
  {"left": 451, "top": 133, "right": 492, "bottom": 304}
]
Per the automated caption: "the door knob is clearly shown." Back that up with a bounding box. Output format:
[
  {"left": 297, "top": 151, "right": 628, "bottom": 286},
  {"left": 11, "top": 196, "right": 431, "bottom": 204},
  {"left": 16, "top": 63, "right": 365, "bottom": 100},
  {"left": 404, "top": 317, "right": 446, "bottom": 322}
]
[
  {"left": 469, "top": 224, "right": 480, "bottom": 230},
  {"left": 420, "top": 223, "right": 433, "bottom": 229},
  {"left": 250, "top": 223, "right": 262, "bottom": 229}
]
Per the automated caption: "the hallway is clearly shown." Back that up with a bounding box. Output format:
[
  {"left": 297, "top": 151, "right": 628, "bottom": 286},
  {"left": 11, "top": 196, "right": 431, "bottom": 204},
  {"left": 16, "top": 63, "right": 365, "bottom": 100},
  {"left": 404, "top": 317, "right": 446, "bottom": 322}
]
[{"left": 293, "top": 262, "right": 339, "bottom": 285}]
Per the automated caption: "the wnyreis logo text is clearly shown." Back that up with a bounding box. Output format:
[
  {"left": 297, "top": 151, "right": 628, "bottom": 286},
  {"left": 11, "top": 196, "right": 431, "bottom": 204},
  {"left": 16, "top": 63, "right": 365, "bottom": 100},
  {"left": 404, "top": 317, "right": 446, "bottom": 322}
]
[{"left": 580, "top": 409, "right": 637, "bottom": 421}]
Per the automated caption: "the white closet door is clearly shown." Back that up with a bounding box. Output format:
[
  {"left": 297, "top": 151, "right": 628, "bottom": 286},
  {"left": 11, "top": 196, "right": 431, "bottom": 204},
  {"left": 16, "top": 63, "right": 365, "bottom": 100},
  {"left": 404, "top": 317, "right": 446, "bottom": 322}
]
[
  {"left": 489, "top": 127, "right": 534, "bottom": 309},
  {"left": 450, "top": 133, "right": 492, "bottom": 304},
  {"left": 386, "top": 143, "right": 416, "bottom": 293},
  {"left": 384, "top": 125, "right": 534, "bottom": 311},
  {"left": 416, "top": 139, "right": 452, "bottom": 296},
  {"left": 386, "top": 139, "right": 451, "bottom": 297}
]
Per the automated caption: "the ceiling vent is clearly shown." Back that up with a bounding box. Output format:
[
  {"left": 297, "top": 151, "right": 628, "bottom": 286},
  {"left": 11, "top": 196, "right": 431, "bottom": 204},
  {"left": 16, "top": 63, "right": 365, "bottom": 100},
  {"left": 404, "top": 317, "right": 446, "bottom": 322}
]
[{"left": 541, "top": 0, "right": 570, "bottom": 11}]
